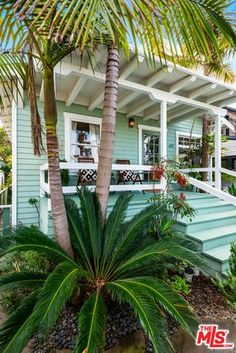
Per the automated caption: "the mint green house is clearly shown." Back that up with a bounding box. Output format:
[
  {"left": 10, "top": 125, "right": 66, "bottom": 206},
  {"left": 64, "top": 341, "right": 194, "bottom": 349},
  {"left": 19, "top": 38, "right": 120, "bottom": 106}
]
[{"left": 2, "top": 51, "right": 236, "bottom": 276}]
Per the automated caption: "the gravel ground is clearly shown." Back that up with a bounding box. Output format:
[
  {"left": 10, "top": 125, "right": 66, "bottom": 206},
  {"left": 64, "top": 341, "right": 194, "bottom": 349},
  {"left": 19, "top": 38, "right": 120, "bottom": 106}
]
[{"left": 32, "top": 275, "right": 236, "bottom": 353}]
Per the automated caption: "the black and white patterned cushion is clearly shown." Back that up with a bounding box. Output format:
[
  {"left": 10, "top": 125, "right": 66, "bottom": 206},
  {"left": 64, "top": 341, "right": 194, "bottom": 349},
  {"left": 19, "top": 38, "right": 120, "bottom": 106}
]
[
  {"left": 121, "top": 170, "right": 135, "bottom": 182},
  {"left": 80, "top": 169, "right": 97, "bottom": 182}
]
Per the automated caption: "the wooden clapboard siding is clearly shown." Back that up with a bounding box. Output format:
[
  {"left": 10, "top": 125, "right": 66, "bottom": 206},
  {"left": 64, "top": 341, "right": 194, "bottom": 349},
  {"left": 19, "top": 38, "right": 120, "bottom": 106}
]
[{"left": 16, "top": 100, "right": 202, "bottom": 231}]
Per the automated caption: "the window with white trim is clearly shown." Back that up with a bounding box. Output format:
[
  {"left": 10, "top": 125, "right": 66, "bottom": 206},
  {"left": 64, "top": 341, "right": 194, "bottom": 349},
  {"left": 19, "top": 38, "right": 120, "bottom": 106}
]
[
  {"left": 176, "top": 132, "right": 201, "bottom": 165},
  {"left": 65, "top": 114, "right": 101, "bottom": 163}
]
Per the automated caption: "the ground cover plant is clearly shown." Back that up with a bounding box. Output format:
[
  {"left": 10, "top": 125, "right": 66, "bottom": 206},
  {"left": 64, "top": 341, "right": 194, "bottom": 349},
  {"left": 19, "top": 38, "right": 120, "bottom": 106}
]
[{"left": 0, "top": 189, "right": 204, "bottom": 353}]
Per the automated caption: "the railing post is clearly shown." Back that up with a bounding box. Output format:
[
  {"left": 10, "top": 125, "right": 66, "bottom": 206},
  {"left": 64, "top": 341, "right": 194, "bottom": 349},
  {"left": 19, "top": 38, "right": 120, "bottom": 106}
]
[
  {"left": 160, "top": 100, "right": 167, "bottom": 191},
  {"left": 215, "top": 114, "right": 222, "bottom": 190}
]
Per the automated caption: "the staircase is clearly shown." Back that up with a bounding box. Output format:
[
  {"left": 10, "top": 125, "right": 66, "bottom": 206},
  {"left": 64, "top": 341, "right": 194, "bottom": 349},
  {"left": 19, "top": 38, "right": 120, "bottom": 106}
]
[{"left": 173, "top": 192, "right": 236, "bottom": 277}]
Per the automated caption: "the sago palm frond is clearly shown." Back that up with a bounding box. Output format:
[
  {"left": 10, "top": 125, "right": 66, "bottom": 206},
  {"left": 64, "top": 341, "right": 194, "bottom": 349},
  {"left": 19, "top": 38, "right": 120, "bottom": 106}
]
[
  {"left": 107, "top": 281, "right": 173, "bottom": 353},
  {"left": 0, "top": 226, "right": 77, "bottom": 266},
  {"left": 34, "top": 261, "right": 82, "bottom": 335},
  {"left": 0, "top": 290, "right": 40, "bottom": 353},
  {"left": 75, "top": 289, "right": 107, "bottom": 353},
  {"left": 0, "top": 272, "right": 47, "bottom": 292}
]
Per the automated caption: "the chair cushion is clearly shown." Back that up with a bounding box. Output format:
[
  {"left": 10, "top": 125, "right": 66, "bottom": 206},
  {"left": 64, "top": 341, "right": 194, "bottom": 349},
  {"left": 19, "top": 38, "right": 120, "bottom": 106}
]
[{"left": 80, "top": 169, "right": 97, "bottom": 182}]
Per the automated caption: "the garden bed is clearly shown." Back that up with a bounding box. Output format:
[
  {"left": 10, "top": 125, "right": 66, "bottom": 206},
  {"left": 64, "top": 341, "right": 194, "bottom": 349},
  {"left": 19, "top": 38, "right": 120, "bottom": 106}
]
[{"left": 32, "top": 274, "right": 236, "bottom": 353}]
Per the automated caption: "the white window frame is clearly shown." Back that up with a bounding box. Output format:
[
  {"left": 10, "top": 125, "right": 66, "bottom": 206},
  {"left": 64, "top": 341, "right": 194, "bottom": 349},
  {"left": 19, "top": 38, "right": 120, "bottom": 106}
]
[
  {"left": 176, "top": 130, "right": 201, "bottom": 162},
  {"left": 138, "top": 124, "right": 161, "bottom": 164},
  {"left": 64, "top": 112, "right": 102, "bottom": 162}
]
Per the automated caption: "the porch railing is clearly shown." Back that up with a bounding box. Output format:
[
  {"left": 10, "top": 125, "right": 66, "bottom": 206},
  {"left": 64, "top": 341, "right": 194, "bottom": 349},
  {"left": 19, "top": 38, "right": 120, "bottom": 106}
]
[
  {"left": 179, "top": 167, "right": 236, "bottom": 206},
  {"left": 40, "top": 163, "right": 236, "bottom": 207},
  {"left": 0, "top": 188, "right": 11, "bottom": 230},
  {"left": 40, "top": 162, "right": 165, "bottom": 195}
]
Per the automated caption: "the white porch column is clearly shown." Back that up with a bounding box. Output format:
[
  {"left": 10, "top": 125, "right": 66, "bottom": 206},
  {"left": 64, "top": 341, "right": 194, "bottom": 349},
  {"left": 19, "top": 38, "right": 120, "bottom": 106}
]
[
  {"left": 160, "top": 100, "right": 167, "bottom": 160},
  {"left": 160, "top": 100, "right": 167, "bottom": 190},
  {"left": 215, "top": 113, "right": 222, "bottom": 190}
]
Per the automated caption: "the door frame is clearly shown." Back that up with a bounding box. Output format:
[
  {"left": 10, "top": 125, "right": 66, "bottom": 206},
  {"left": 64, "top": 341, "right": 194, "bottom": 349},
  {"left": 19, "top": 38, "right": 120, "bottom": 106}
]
[{"left": 138, "top": 124, "right": 161, "bottom": 165}]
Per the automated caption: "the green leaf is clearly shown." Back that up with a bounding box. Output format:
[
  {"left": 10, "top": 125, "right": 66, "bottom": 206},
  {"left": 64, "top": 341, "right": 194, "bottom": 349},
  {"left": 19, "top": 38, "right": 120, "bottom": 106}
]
[
  {"left": 75, "top": 289, "right": 107, "bottom": 353},
  {"left": 106, "top": 281, "right": 172, "bottom": 353},
  {"left": 117, "top": 277, "right": 198, "bottom": 337},
  {"left": 1, "top": 226, "right": 77, "bottom": 267},
  {"left": 0, "top": 290, "right": 39, "bottom": 353},
  {"left": 0, "top": 272, "right": 47, "bottom": 292},
  {"left": 35, "top": 261, "right": 81, "bottom": 335}
]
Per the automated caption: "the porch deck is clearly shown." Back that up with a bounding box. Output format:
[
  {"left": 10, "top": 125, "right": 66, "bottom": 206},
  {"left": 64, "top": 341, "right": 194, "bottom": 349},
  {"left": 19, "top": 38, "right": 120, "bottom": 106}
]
[{"left": 68, "top": 189, "right": 236, "bottom": 277}]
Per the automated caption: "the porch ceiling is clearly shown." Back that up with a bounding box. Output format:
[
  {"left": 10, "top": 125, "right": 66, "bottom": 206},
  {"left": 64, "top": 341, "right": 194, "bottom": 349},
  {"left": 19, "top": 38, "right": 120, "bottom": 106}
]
[{"left": 36, "top": 47, "right": 236, "bottom": 120}]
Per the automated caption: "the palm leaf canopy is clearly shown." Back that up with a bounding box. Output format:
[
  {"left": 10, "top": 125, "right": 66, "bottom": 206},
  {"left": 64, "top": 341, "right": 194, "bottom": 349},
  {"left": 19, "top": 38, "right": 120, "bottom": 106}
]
[
  {"left": 0, "top": 189, "right": 206, "bottom": 353},
  {"left": 1, "top": 0, "right": 236, "bottom": 66}
]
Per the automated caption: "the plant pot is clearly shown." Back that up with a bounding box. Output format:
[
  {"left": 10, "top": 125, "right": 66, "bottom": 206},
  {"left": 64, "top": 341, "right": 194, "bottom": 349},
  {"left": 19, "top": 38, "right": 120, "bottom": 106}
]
[{"left": 184, "top": 267, "right": 194, "bottom": 282}]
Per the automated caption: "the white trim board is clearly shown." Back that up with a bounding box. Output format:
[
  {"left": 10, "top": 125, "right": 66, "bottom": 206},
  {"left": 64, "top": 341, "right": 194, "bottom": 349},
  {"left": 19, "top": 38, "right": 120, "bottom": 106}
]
[
  {"left": 11, "top": 101, "right": 17, "bottom": 226},
  {"left": 64, "top": 112, "right": 102, "bottom": 162},
  {"left": 138, "top": 124, "right": 161, "bottom": 165}
]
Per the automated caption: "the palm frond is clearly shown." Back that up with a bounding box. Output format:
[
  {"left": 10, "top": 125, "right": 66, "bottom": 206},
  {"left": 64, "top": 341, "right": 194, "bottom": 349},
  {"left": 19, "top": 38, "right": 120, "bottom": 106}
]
[
  {"left": 100, "top": 192, "right": 132, "bottom": 273},
  {"left": 117, "top": 277, "right": 197, "bottom": 337},
  {"left": 0, "top": 226, "right": 77, "bottom": 266},
  {"left": 34, "top": 261, "right": 82, "bottom": 336},
  {"left": 8, "top": 0, "right": 236, "bottom": 65},
  {"left": 0, "top": 272, "right": 47, "bottom": 292},
  {"left": 65, "top": 197, "right": 95, "bottom": 275},
  {"left": 74, "top": 289, "right": 107, "bottom": 353},
  {"left": 114, "top": 236, "right": 206, "bottom": 278},
  {"left": 104, "top": 205, "right": 160, "bottom": 277},
  {"left": 0, "top": 290, "right": 39, "bottom": 353},
  {"left": 76, "top": 189, "right": 102, "bottom": 273},
  {"left": 106, "top": 281, "right": 172, "bottom": 353}
]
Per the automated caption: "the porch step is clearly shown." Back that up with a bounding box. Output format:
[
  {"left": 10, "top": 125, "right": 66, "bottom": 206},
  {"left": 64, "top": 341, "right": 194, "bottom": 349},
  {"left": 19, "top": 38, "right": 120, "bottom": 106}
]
[
  {"left": 203, "top": 244, "right": 231, "bottom": 273},
  {"left": 175, "top": 209, "right": 236, "bottom": 233},
  {"left": 188, "top": 224, "right": 236, "bottom": 250},
  {"left": 172, "top": 192, "right": 236, "bottom": 277}
]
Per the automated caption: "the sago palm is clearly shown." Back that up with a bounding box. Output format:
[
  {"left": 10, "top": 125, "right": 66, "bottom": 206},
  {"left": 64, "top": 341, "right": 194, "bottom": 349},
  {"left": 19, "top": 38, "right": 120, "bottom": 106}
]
[
  {"left": 0, "top": 189, "right": 205, "bottom": 353},
  {"left": 2, "top": 1, "right": 236, "bottom": 226}
]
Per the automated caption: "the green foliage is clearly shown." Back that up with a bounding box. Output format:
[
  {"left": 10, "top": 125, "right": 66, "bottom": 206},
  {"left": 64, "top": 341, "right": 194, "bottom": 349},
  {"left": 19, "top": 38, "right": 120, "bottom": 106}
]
[
  {"left": 0, "top": 250, "right": 51, "bottom": 313},
  {"left": 217, "top": 243, "right": 236, "bottom": 309},
  {"left": 227, "top": 183, "right": 236, "bottom": 196},
  {"left": 0, "top": 190, "right": 205, "bottom": 353},
  {"left": 170, "top": 276, "right": 190, "bottom": 296},
  {"left": 0, "top": 127, "right": 12, "bottom": 190}
]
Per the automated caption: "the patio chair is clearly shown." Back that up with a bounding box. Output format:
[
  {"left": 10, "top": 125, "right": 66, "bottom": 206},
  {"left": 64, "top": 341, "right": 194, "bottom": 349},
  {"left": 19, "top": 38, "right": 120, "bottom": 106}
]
[
  {"left": 115, "top": 160, "right": 144, "bottom": 192},
  {"left": 77, "top": 157, "right": 97, "bottom": 186}
]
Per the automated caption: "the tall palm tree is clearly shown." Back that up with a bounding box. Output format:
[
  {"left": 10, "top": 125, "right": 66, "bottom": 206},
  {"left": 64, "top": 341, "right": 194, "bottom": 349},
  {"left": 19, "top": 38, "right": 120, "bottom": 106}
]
[
  {"left": 20, "top": 0, "right": 236, "bottom": 222},
  {"left": 1, "top": 0, "right": 236, "bottom": 228}
]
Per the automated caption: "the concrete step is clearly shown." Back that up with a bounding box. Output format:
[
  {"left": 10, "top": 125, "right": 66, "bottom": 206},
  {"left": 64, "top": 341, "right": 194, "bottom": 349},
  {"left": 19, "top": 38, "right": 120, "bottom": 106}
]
[
  {"left": 188, "top": 224, "right": 236, "bottom": 251},
  {"left": 193, "top": 201, "right": 235, "bottom": 215}
]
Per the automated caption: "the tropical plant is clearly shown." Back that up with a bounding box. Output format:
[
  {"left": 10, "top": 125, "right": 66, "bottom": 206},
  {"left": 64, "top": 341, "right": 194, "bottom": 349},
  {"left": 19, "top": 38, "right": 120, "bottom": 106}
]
[
  {"left": 227, "top": 183, "right": 236, "bottom": 196},
  {"left": 0, "top": 127, "right": 12, "bottom": 189},
  {"left": 3, "top": 0, "right": 236, "bottom": 227},
  {"left": 149, "top": 161, "right": 195, "bottom": 237},
  {"left": 217, "top": 243, "right": 236, "bottom": 309},
  {"left": 0, "top": 189, "right": 205, "bottom": 353}
]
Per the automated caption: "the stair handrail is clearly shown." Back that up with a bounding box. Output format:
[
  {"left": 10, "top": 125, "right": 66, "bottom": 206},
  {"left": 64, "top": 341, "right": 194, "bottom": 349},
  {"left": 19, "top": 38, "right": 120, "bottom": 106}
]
[{"left": 187, "top": 176, "right": 236, "bottom": 206}]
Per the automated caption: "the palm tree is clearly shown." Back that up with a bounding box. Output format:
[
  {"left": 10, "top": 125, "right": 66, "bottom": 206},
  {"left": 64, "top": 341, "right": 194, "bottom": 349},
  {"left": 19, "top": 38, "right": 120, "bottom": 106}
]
[
  {"left": 4, "top": 1, "right": 236, "bottom": 225},
  {"left": 0, "top": 190, "right": 205, "bottom": 353}
]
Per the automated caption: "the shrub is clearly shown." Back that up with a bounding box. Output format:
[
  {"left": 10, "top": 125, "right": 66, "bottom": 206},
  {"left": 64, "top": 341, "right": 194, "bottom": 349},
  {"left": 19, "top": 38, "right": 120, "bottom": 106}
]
[
  {"left": 0, "top": 190, "right": 204, "bottom": 353},
  {"left": 217, "top": 243, "right": 236, "bottom": 309},
  {"left": 170, "top": 275, "right": 190, "bottom": 296}
]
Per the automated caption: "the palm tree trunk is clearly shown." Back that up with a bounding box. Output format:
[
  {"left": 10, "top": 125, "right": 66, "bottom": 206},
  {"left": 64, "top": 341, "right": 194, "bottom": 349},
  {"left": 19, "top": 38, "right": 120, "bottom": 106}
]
[
  {"left": 44, "top": 66, "right": 73, "bottom": 257},
  {"left": 201, "top": 113, "right": 210, "bottom": 181},
  {"left": 96, "top": 46, "right": 119, "bottom": 223}
]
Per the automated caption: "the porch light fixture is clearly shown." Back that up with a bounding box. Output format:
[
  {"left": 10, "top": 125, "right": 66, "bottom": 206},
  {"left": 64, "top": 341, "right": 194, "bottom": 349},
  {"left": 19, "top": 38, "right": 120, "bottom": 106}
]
[{"left": 128, "top": 117, "right": 135, "bottom": 128}]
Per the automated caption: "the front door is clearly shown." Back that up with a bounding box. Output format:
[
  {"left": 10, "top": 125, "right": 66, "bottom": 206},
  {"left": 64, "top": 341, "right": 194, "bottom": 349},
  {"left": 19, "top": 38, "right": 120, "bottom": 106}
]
[{"left": 142, "top": 131, "right": 159, "bottom": 165}]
